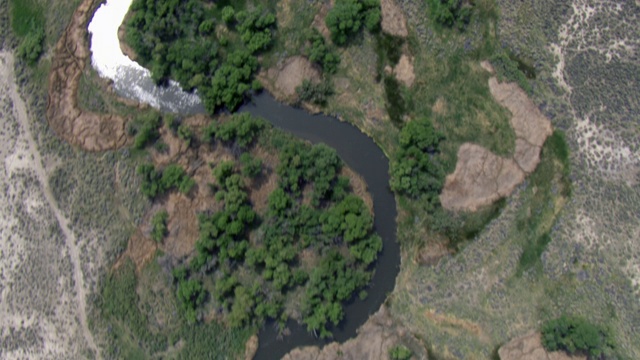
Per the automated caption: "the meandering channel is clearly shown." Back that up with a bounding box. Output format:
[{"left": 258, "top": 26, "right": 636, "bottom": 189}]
[{"left": 88, "top": 0, "right": 399, "bottom": 358}]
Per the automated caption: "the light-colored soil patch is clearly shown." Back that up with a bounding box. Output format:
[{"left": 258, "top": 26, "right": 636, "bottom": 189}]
[
  {"left": 440, "top": 75, "right": 552, "bottom": 212},
  {"left": 381, "top": 0, "right": 408, "bottom": 37},
  {"left": 341, "top": 167, "right": 374, "bottom": 215},
  {"left": 266, "top": 56, "right": 322, "bottom": 100},
  {"left": 0, "top": 52, "right": 99, "bottom": 358},
  {"left": 393, "top": 54, "right": 415, "bottom": 87},
  {"left": 311, "top": 1, "right": 332, "bottom": 40},
  {"left": 431, "top": 97, "right": 447, "bottom": 115},
  {"left": 498, "top": 332, "right": 586, "bottom": 360},
  {"left": 282, "top": 306, "right": 426, "bottom": 360},
  {"left": 47, "top": 0, "right": 128, "bottom": 152}
]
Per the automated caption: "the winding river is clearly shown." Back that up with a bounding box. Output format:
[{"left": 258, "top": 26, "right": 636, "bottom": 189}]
[{"left": 88, "top": 0, "right": 399, "bottom": 358}]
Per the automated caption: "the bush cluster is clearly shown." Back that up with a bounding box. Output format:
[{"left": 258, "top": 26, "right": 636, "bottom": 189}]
[
  {"left": 541, "top": 315, "right": 618, "bottom": 359},
  {"left": 325, "top": 0, "right": 381, "bottom": 45},
  {"left": 427, "top": 0, "right": 473, "bottom": 29},
  {"left": 390, "top": 118, "right": 445, "bottom": 205},
  {"left": 126, "top": 1, "right": 276, "bottom": 112},
  {"left": 304, "top": 29, "right": 341, "bottom": 74},
  {"left": 137, "top": 163, "right": 195, "bottom": 198}
]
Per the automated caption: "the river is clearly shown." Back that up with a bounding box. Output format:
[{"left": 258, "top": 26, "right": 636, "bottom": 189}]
[{"left": 88, "top": 1, "right": 400, "bottom": 358}]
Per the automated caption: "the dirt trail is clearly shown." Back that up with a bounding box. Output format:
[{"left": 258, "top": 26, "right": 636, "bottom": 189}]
[{"left": 3, "top": 52, "right": 101, "bottom": 359}]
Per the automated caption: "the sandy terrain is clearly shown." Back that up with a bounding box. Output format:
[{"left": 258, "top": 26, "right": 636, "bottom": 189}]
[
  {"left": 0, "top": 52, "right": 99, "bottom": 358},
  {"left": 264, "top": 56, "right": 322, "bottom": 101},
  {"left": 440, "top": 74, "right": 553, "bottom": 212}
]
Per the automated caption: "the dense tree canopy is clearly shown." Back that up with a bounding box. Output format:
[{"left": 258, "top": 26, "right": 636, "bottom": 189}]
[
  {"left": 542, "top": 315, "right": 618, "bottom": 358},
  {"left": 325, "top": 0, "right": 381, "bottom": 45},
  {"left": 126, "top": 0, "right": 276, "bottom": 112},
  {"left": 390, "top": 117, "right": 445, "bottom": 205}
]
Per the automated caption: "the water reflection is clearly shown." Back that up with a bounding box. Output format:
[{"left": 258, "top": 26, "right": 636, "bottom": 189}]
[{"left": 88, "top": 0, "right": 204, "bottom": 114}]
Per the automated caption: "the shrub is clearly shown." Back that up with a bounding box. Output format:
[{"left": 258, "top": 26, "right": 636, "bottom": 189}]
[
  {"left": 390, "top": 117, "right": 445, "bottom": 203},
  {"left": 17, "top": 26, "right": 45, "bottom": 64},
  {"left": 296, "top": 80, "right": 334, "bottom": 105},
  {"left": 151, "top": 210, "right": 169, "bottom": 243},
  {"left": 390, "top": 345, "right": 413, "bottom": 360},
  {"left": 305, "top": 29, "right": 341, "bottom": 74},
  {"left": 541, "top": 315, "right": 617, "bottom": 358},
  {"left": 427, "top": 0, "right": 473, "bottom": 29},
  {"left": 325, "top": 0, "right": 381, "bottom": 45}
]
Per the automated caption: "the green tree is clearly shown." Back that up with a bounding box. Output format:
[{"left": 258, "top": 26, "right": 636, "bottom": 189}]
[
  {"left": 325, "top": 0, "right": 381, "bottom": 45},
  {"left": 541, "top": 315, "right": 617, "bottom": 358},
  {"left": 17, "top": 26, "right": 45, "bottom": 64},
  {"left": 390, "top": 345, "right": 413, "bottom": 360},
  {"left": 177, "top": 279, "right": 206, "bottom": 323}
]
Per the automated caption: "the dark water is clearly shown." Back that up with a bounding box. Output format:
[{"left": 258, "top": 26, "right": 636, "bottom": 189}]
[{"left": 240, "top": 94, "right": 399, "bottom": 359}]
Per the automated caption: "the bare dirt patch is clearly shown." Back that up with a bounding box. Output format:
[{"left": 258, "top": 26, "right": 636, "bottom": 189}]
[
  {"left": 498, "top": 332, "right": 586, "bottom": 360},
  {"left": 47, "top": 0, "right": 128, "bottom": 152},
  {"left": 311, "top": 1, "right": 333, "bottom": 40},
  {"left": 440, "top": 75, "right": 552, "bottom": 212},
  {"left": 381, "top": 0, "right": 409, "bottom": 37},
  {"left": 282, "top": 306, "right": 426, "bottom": 360},
  {"left": 264, "top": 56, "right": 322, "bottom": 101},
  {"left": 393, "top": 54, "right": 415, "bottom": 87}
]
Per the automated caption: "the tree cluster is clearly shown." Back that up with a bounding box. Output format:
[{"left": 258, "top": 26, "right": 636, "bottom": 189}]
[
  {"left": 325, "top": 0, "right": 381, "bottom": 45},
  {"left": 304, "top": 29, "right": 341, "bottom": 74},
  {"left": 390, "top": 118, "right": 445, "bottom": 205},
  {"left": 130, "top": 112, "right": 162, "bottom": 149},
  {"left": 542, "top": 315, "right": 618, "bottom": 359},
  {"left": 204, "top": 113, "right": 266, "bottom": 148},
  {"left": 126, "top": 0, "right": 276, "bottom": 113},
  {"left": 17, "top": 24, "right": 44, "bottom": 65},
  {"left": 164, "top": 128, "right": 381, "bottom": 336},
  {"left": 296, "top": 80, "right": 335, "bottom": 106},
  {"left": 137, "top": 163, "right": 195, "bottom": 198}
]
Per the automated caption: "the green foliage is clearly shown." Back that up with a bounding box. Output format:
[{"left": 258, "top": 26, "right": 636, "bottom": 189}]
[
  {"left": 490, "top": 52, "right": 532, "bottom": 94},
  {"left": 390, "top": 345, "right": 413, "bottom": 360},
  {"left": 541, "top": 315, "right": 618, "bottom": 358},
  {"left": 302, "top": 251, "right": 371, "bottom": 337},
  {"left": 177, "top": 124, "right": 194, "bottom": 146},
  {"left": 131, "top": 113, "right": 162, "bottom": 150},
  {"left": 17, "top": 26, "right": 45, "bottom": 65},
  {"left": 221, "top": 6, "right": 235, "bottom": 23},
  {"left": 9, "top": 0, "right": 44, "bottom": 37},
  {"left": 296, "top": 80, "right": 335, "bottom": 105},
  {"left": 427, "top": 0, "right": 473, "bottom": 29},
  {"left": 305, "top": 29, "right": 341, "bottom": 74},
  {"left": 390, "top": 118, "right": 445, "bottom": 204},
  {"left": 177, "top": 279, "right": 206, "bottom": 323},
  {"left": 215, "top": 113, "right": 266, "bottom": 147},
  {"left": 137, "top": 163, "right": 194, "bottom": 198},
  {"left": 101, "top": 261, "right": 167, "bottom": 351},
  {"left": 126, "top": 0, "right": 276, "bottom": 113},
  {"left": 151, "top": 210, "right": 169, "bottom": 243},
  {"left": 326, "top": 0, "right": 381, "bottom": 45},
  {"left": 240, "top": 153, "right": 262, "bottom": 178}
]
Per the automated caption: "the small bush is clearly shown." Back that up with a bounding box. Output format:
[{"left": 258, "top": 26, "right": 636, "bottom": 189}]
[
  {"left": 17, "top": 26, "right": 45, "bottom": 65},
  {"left": 390, "top": 344, "right": 413, "bottom": 360},
  {"left": 296, "top": 80, "right": 334, "bottom": 105},
  {"left": 151, "top": 210, "right": 169, "bottom": 243},
  {"left": 427, "top": 0, "right": 473, "bottom": 30}
]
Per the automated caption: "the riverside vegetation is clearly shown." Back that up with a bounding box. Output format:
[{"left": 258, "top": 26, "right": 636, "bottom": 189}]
[{"left": 7, "top": 0, "right": 639, "bottom": 358}]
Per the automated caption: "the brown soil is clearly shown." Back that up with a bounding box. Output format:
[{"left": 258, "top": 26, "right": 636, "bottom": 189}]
[
  {"left": 498, "top": 332, "right": 586, "bottom": 360},
  {"left": 311, "top": 1, "right": 333, "bottom": 41},
  {"left": 282, "top": 306, "right": 427, "bottom": 360},
  {"left": 381, "top": 0, "right": 408, "bottom": 38},
  {"left": 113, "top": 230, "right": 158, "bottom": 272},
  {"left": 432, "top": 97, "right": 447, "bottom": 115},
  {"left": 244, "top": 335, "right": 259, "bottom": 360},
  {"left": 440, "top": 74, "right": 553, "bottom": 212},
  {"left": 393, "top": 54, "right": 415, "bottom": 87},
  {"left": 424, "top": 308, "right": 489, "bottom": 343},
  {"left": 264, "top": 56, "right": 322, "bottom": 101},
  {"left": 341, "top": 167, "right": 374, "bottom": 215},
  {"left": 117, "top": 11, "right": 138, "bottom": 61},
  {"left": 47, "top": 0, "right": 128, "bottom": 152}
]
